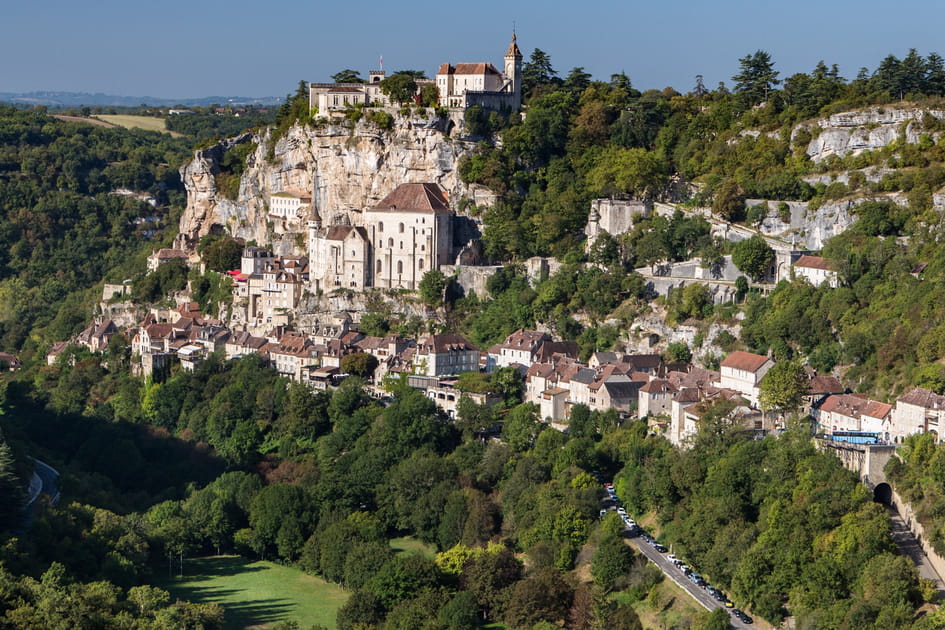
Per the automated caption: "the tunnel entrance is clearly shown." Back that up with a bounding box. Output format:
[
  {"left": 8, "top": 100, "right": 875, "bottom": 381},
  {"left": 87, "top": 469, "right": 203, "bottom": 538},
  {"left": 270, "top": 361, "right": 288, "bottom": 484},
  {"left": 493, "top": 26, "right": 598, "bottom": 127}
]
[{"left": 874, "top": 482, "right": 892, "bottom": 505}]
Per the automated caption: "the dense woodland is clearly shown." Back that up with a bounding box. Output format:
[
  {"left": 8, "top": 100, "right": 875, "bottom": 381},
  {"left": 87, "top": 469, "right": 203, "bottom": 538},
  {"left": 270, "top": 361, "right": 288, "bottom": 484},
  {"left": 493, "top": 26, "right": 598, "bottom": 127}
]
[{"left": 6, "top": 45, "right": 945, "bottom": 629}]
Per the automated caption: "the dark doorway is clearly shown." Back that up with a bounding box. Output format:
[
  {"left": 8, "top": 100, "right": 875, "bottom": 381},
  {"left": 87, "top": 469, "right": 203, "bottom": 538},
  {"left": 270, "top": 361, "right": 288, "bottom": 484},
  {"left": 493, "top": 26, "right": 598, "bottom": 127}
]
[{"left": 874, "top": 482, "right": 892, "bottom": 505}]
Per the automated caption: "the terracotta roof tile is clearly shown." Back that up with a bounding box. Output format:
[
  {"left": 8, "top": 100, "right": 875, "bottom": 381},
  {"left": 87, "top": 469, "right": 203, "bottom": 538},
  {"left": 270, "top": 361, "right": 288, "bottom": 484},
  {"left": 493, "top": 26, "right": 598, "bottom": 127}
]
[
  {"left": 721, "top": 351, "right": 772, "bottom": 373},
  {"left": 794, "top": 255, "right": 833, "bottom": 271},
  {"left": 373, "top": 183, "right": 450, "bottom": 214}
]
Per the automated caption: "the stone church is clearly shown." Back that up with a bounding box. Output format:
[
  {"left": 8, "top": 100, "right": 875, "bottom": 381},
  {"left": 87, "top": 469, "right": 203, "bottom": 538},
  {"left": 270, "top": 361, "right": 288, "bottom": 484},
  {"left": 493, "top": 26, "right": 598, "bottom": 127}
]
[{"left": 308, "top": 183, "right": 455, "bottom": 292}]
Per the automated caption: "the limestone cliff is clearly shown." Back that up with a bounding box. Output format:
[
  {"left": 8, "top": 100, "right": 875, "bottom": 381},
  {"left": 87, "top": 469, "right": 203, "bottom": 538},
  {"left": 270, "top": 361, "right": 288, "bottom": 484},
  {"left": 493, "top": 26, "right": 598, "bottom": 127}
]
[
  {"left": 800, "top": 106, "right": 945, "bottom": 162},
  {"left": 176, "top": 116, "right": 479, "bottom": 255}
]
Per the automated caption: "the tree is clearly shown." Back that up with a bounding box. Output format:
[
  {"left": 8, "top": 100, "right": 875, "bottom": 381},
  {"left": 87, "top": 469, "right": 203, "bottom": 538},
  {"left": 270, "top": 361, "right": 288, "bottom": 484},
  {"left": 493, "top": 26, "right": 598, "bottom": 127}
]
[
  {"left": 704, "top": 607, "right": 733, "bottom": 630},
  {"left": 201, "top": 237, "right": 243, "bottom": 272},
  {"left": 341, "top": 352, "right": 379, "bottom": 378},
  {"left": 0, "top": 440, "right": 23, "bottom": 531},
  {"left": 591, "top": 534, "right": 634, "bottom": 592},
  {"left": 380, "top": 73, "right": 418, "bottom": 105},
  {"left": 731, "top": 236, "right": 775, "bottom": 282},
  {"left": 665, "top": 341, "right": 692, "bottom": 364},
  {"left": 712, "top": 178, "right": 745, "bottom": 221},
  {"left": 332, "top": 69, "right": 364, "bottom": 83},
  {"left": 522, "top": 49, "right": 559, "bottom": 97},
  {"left": 501, "top": 567, "right": 574, "bottom": 628},
  {"left": 418, "top": 269, "right": 448, "bottom": 307},
  {"left": 732, "top": 50, "right": 780, "bottom": 107},
  {"left": 758, "top": 360, "right": 808, "bottom": 414}
]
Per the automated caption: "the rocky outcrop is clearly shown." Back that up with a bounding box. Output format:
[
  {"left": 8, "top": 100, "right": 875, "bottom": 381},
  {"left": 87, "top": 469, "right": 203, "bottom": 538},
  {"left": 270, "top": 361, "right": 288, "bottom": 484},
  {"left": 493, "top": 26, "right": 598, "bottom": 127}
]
[
  {"left": 801, "top": 106, "right": 945, "bottom": 162},
  {"left": 176, "top": 115, "right": 478, "bottom": 255}
]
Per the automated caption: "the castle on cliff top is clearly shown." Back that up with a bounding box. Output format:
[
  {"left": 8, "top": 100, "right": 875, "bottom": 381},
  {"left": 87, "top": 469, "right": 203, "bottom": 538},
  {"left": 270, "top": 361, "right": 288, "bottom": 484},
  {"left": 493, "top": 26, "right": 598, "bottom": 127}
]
[{"left": 308, "top": 34, "right": 523, "bottom": 116}]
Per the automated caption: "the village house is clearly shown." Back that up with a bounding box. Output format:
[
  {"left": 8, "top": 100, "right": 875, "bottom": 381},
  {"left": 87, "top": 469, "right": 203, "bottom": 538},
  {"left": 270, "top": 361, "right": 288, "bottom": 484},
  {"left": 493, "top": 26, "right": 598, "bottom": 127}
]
[
  {"left": 719, "top": 351, "right": 775, "bottom": 406},
  {"left": 269, "top": 331, "right": 319, "bottom": 381},
  {"left": 147, "top": 248, "right": 190, "bottom": 272},
  {"left": 637, "top": 376, "right": 676, "bottom": 416},
  {"left": 269, "top": 191, "right": 312, "bottom": 220},
  {"left": 224, "top": 330, "right": 269, "bottom": 360},
  {"left": 487, "top": 329, "right": 551, "bottom": 370},
  {"left": 76, "top": 318, "right": 119, "bottom": 353},
  {"left": 889, "top": 387, "right": 945, "bottom": 443},
  {"left": 414, "top": 334, "right": 480, "bottom": 377},
  {"left": 793, "top": 255, "right": 839, "bottom": 288},
  {"left": 308, "top": 71, "right": 390, "bottom": 118},
  {"left": 237, "top": 255, "right": 309, "bottom": 327},
  {"left": 308, "top": 222, "right": 370, "bottom": 292},
  {"left": 813, "top": 394, "right": 893, "bottom": 437}
]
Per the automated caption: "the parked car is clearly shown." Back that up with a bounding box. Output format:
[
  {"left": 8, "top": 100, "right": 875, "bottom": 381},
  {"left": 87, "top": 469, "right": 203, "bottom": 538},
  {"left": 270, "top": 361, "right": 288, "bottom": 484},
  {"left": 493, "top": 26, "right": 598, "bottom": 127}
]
[{"left": 653, "top": 543, "right": 668, "bottom": 553}]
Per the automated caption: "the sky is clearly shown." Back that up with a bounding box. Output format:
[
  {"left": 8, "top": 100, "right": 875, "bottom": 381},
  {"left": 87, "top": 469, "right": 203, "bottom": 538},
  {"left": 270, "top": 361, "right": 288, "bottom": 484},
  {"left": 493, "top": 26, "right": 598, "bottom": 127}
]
[{"left": 2, "top": 0, "right": 944, "bottom": 99}]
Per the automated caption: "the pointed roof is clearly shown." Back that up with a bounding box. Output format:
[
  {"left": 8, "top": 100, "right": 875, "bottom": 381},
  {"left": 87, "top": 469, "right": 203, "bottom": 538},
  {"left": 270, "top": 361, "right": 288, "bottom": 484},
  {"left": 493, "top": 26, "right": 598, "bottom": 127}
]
[
  {"left": 371, "top": 183, "right": 451, "bottom": 214},
  {"left": 506, "top": 33, "right": 522, "bottom": 59}
]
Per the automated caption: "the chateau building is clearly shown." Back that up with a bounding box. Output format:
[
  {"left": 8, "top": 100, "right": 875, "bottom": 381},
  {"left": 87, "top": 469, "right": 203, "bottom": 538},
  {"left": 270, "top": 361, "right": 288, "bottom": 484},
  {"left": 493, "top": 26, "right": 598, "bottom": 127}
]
[
  {"left": 437, "top": 35, "right": 522, "bottom": 111},
  {"left": 309, "top": 36, "right": 522, "bottom": 116}
]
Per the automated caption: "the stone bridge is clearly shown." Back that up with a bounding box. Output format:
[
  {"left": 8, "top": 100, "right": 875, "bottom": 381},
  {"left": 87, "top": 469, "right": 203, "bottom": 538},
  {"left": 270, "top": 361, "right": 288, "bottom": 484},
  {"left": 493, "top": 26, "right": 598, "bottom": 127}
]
[{"left": 816, "top": 439, "right": 897, "bottom": 504}]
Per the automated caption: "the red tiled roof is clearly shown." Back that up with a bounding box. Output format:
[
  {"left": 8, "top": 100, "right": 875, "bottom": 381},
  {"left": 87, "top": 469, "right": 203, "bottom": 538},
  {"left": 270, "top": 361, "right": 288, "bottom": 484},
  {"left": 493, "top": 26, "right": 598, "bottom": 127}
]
[
  {"left": 794, "top": 255, "right": 832, "bottom": 271},
  {"left": 418, "top": 333, "right": 478, "bottom": 353},
  {"left": 372, "top": 183, "right": 450, "bottom": 214},
  {"left": 819, "top": 394, "right": 892, "bottom": 420},
  {"left": 898, "top": 387, "right": 945, "bottom": 410},
  {"left": 721, "top": 351, "right": 771, "bottom": 373},
  {"left": 438, "top": 62, "right": 502, "bottom": 76},
  {"left": 639, "top": 379, "right": 677, "bottom": 394}
]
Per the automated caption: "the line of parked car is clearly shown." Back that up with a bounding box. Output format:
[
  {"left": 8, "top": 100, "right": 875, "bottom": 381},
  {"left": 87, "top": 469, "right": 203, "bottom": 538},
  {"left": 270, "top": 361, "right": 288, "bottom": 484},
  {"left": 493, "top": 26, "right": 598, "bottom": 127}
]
[{"left": 597, "top": 475, "right": 753, "bottom": 627}]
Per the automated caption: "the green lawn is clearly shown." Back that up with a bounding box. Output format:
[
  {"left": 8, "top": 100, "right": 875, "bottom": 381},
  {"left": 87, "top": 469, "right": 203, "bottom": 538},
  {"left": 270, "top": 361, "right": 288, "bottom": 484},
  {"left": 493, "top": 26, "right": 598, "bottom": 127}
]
[
  {"left": 159, "top": 555, "right": 348, "bottom": 630},
  {"left": 389, "top": 536, "right": 437, "bottom": 558}
]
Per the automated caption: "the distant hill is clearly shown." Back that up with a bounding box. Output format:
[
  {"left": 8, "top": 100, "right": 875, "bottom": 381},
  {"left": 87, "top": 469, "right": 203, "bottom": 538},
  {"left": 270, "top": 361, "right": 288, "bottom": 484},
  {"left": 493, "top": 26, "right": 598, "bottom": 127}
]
[{"left": 0, "top": 91, "right": 281, "bottom": 108}]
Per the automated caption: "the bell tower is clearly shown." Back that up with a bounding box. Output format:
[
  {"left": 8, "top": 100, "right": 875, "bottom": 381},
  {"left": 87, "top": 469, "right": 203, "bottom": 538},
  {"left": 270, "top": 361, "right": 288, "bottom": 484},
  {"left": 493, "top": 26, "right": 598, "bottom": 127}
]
[{"left": 504, "top": 32, "right": 523, "bottom": 108}]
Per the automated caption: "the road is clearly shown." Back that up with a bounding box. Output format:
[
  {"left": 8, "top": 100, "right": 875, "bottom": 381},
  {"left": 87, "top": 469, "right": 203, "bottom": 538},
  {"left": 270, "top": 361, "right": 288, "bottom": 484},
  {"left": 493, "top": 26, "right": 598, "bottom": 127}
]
[
  {"left": 600, "top": 479, "right": 756, "bottom": 630},
  {"left": 886, "top": 506, "right": 945, "bottom": 597},
  {"left": 21, "top": 458, "right": 60, "bottom": 529},
  {"left": 625, "top": 528, "right": 755, "bottom": 629}
]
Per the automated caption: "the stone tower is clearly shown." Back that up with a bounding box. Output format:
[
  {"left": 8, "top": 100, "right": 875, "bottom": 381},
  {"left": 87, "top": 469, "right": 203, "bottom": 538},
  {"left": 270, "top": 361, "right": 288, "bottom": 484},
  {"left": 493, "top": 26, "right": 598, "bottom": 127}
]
[{"left": 504, "top": 33, "right": 523, "bottom": 108}]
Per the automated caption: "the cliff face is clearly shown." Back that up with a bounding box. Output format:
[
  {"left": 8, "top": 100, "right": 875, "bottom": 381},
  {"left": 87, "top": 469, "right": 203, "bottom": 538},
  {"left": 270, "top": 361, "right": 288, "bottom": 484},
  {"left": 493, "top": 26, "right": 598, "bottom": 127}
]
[
  {"left": 177, "top": 117, "right": 476, "bottom": 255},
  {"left": 801, "top": 106, "right": 945, "bottom": 162}
]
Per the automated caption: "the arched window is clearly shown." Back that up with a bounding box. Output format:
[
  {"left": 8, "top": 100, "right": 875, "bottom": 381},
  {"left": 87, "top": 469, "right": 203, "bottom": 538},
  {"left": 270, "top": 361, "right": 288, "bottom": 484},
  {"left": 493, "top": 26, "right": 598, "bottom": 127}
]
[
  {"left": 378, "top": 222, "right": 384, "bottom": 232},
  {"left": 418, "top": 259, "right": 424, "bottom": 271},
  {"left": 376, "top": 260, "right": 382, "bottom": 273},
  {"left": 397, "top": 261, "right": 403, "bottom": 274},
  {"left": 388, "top": 238, "right": 394, "bottom": 247},
  {"left": 399, "top": 222, "right": 405, "bottom": 233}
]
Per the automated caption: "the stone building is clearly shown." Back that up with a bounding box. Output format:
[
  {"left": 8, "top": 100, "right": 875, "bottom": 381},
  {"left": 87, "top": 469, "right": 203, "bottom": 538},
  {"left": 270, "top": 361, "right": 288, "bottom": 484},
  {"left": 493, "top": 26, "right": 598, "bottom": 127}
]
[
  {"left": 362, "top": 183, "right": 454, "bottom": 290},
  {"left": 436, "top": 34, "right": 522, "bottom": 111}
]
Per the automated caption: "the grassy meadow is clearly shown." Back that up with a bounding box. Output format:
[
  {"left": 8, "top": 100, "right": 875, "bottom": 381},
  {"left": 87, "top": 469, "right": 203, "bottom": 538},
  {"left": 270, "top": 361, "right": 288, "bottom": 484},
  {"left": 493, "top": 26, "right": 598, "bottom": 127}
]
[
  {"left": 160, "top": 555, "right": 348, "bottom": 629},
  {"left": 95, "top": 114, "right": 183, "bottom": 136}
]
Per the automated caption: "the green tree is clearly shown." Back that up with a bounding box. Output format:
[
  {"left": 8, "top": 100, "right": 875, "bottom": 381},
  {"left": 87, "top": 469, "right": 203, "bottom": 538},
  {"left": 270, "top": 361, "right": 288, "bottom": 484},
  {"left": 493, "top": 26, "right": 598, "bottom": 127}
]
[
  {"left": 591, "top": 534, "right": 634, "bottom": 592},
  {"left": 341, "top": 352, "right": 379, "bottom": 378},
  {"left": 380, "top": 73, "right": 418, "bottom": 105},
  {"left": 332, "top": 69, "right": 364, "bottom": 83},
  {"left": 665, "top": 341, "right": 692, "bottom": 364},
  {"left": 703, "top": 607, "right": 733, "bottom": 630},
  {"left": 418, "top": 269, "right": 448, "bottom": 307},
  {"left": 758, "top": 360, "right": 807, "bottom": 414},
  {"left": 733, "top": 50, "right": 780, "bottom": 107},
  {"left": 712, "top": 178, "right": 745, "bottom": 221},
  {"left": 731, "top": 236, "right": 775, "bottom": 282},
  {"left": 522, "top": 48, "right": 559, "bottom": 98},
  {"left": 0, "top": 440, "right": 23, "bottom": 531}
]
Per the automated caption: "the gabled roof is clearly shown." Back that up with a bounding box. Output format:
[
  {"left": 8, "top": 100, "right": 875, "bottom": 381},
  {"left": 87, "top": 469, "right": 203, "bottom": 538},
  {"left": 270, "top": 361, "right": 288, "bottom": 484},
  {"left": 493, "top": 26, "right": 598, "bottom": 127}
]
[
  {"left": 721, "top": 351, "right": 772, "bottom": 373},
  {"left": 325, "top": 225, "right": 368, "bottom": 241},
  {"left": 794, "top": 255, "right": 833, "bottom": 271},
  {"left": 371, "top": 183, "right": 450, "bottom": 214},
  {"left": 437, "top": 62, "right": 502, "bottom": 76},
  {"left": 418, "top": 333, "right": 479, "bottom": 354},
  {"left": 639, "top": 379, "right": 677, "bottom": 395},
  {"left": 819, "top": 394, "right": 892, "bottom": 420},
  {"left": 898, "top": 387, "right": 945, "bottom": 410},
  {"left": 808, "top": 375, "right": 843, "bottom": 396}
]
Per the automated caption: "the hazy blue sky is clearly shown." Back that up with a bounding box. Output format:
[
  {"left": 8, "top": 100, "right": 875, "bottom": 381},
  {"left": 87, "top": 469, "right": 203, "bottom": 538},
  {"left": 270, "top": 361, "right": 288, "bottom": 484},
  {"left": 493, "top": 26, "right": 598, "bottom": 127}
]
[{"left": 2, "top": 0, "right": 943, "bottom": 98}]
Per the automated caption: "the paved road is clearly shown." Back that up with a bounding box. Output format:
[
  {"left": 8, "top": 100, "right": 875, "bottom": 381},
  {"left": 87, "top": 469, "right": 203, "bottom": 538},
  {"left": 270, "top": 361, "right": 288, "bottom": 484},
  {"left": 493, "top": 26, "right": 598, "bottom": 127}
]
[
  {"left": 886, "top": 506, "right": 945, "bottom": 596},
  {"left": 625, "top": 529, "right": 755, "bottom": 630},
  {"left": 21, "top": 458, "right": 60, "bottom": 529}
]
